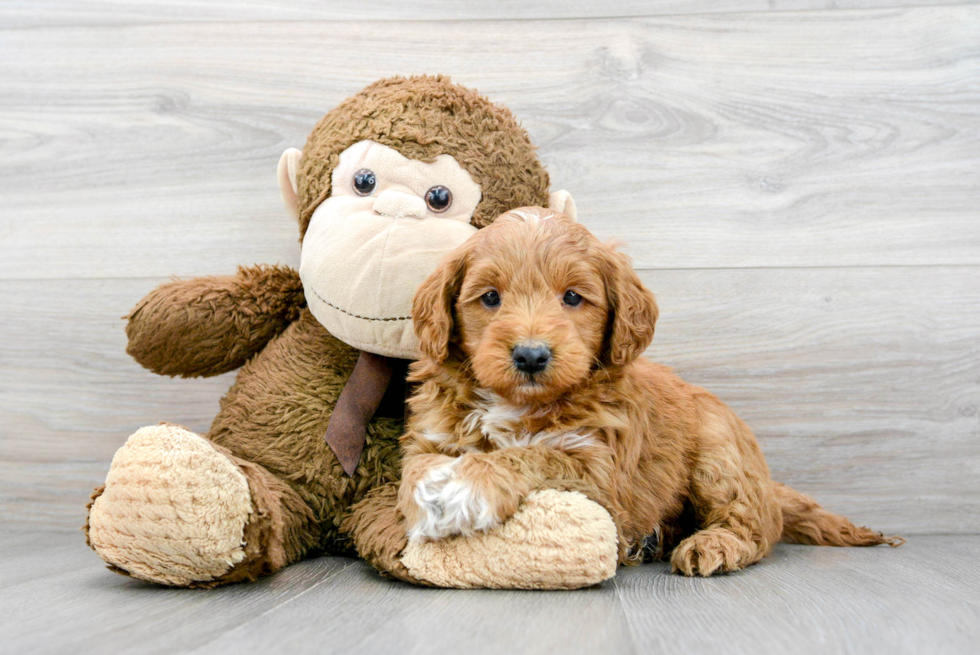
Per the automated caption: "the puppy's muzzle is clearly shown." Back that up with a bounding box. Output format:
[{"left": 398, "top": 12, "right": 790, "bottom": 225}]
[{"left": 512, "top": 342, "right": 551, "bottom": 376}]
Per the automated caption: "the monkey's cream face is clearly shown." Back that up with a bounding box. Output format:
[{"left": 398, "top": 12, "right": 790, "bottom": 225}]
[{"left": 300, "top": 140, "right": 482, "bottom": 359}]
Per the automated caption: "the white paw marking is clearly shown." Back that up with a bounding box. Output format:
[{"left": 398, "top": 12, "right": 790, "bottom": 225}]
[{"left": 408, "top": 459, "right": 498, "bottom": 541}]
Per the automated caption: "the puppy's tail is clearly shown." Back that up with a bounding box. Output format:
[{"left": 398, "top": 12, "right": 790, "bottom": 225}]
[{"left": 774, "top": 482, "right": 905, "bottom": 547}]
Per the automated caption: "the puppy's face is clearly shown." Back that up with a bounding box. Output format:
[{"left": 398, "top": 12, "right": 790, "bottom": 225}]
[
  {"left": 413, "top": 208, "right": 659, "bottom": 405},
  {"left": 456, "top": 213, "right": 609, "bottom": 403}
]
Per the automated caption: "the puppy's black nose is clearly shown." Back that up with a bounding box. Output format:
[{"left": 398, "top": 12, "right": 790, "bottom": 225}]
[{"left": 512, "top": 343, "right": 551, "bottom": 375}]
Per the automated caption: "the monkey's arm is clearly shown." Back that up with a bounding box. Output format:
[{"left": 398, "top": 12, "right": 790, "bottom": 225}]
[{"left": 125, "top": 264, "right": 305, "bottom": 378}]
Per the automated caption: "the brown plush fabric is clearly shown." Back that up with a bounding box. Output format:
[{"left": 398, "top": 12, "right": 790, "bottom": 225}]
[
  {"left": 342, "top": 482, "right": 428, "bottom": 585},
  {"left": 126, "top": 264, "right": 305, "bottom": 378},
  {"left": 324, "top": 352, "right": 400, "bottom": 476},
  {"left": 297, "top": 75, "right": 551, "bottom": 236},
  {"left": 203, "top": 446, "right": 323, "bottom": 587},
  {"left": 104, "top": 296, "right": 405, "bottom": 583},
  {"left": 206, "top": 309, "right": 404, "bottom": 555},
  {"left": 88, "top": 76, "right": 562, "bottom": 588}
]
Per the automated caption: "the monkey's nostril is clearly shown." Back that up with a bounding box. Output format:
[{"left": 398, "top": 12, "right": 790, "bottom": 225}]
[
  {"left": 512, "top": 343, "right": 551, "bottom": 375},
  {"left": 372, "top": 190, "right": 427, "bottom": 219}
]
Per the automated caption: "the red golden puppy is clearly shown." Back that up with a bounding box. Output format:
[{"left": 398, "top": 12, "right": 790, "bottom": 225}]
[{"left": 397, "top": 207, "right": 901, "bottom": 576}]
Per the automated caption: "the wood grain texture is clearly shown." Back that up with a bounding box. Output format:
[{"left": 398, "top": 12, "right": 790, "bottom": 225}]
[
  {"left": 2, "top": 265, "right": 977, "bottom": 532},
  {"left": 1, "top": 8, "right": 979, "bottom": 279},
  {"left": 189, "top": 559, "right": 634, "bottom": 655},
  {"left": 2, "top": 1, "right": 974, "bottom": 28},
  {"left": 613, "top": 536, "right": 980, "bottom": 655},
  {"left": 0, "top": 530, "right": 357, "bottom": 655},
  {"left": 1, "top": 528, "right": 978, "bottom": 655},
  {"left": 1, "top": 6, "right": 977, "bottom": 537}
]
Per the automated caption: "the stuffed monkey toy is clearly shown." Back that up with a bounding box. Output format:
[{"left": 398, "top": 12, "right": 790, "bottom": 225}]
[{"left": 85, "top": 76, "right": 617, "bottom": 589}]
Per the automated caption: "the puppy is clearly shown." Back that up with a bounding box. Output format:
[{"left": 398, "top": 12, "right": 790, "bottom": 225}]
[{"left": 397, "top": 207, "right": 901, "bottom": 576}]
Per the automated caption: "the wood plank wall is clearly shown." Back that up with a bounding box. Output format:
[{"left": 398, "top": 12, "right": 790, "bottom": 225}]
[{"left": 1, "top": 1, "right": 978, "bottom": 533}]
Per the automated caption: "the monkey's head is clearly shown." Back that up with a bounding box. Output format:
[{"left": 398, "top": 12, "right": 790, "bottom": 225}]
[{"left": 277, "top": 76, "right": 575, "bottom": 359}]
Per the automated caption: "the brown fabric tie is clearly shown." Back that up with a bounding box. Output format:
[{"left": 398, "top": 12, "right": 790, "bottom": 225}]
[{"left": 324, "top": 351, "right": 395, "bottom": 476}]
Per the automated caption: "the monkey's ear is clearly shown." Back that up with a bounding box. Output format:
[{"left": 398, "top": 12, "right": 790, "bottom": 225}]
[
  {"left": 548, "top": 190, "right": 577, "bottom": 221},
  {"left": 278, "top": 148, "right": 303, "bottom": 222}
]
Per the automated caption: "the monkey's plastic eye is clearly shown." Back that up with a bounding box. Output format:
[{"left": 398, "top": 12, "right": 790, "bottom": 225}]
[
  {"left": 562, "top": 290, "right": 583, "bottom": 307},
  {"left": 352, "top": 169, "right": 376, "bottom": 196},
  {"left": 481, "top": 290, "right": 500, "bottom": 308},
  {"left": 425, "top": 185, "right": 452, "bottom": 212}
]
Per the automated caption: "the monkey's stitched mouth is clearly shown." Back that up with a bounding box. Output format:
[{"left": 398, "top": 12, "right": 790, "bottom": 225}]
[{"left": 309, "top": 287, "right": 411, "bottom": 323}]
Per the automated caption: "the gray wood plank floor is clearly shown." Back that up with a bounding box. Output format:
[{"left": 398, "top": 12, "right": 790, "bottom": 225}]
[
  {"left": 2, "top": 6, "right": 978, "bottom": 651},
  {"left": 4, "top": 9, "right": 979, "bottom": 280},
  {"left": 2, "top": 529, "right": 978, "bottom": 655},
  {"left": 2, "top": 4, "right": 978, "bottom": 535}
]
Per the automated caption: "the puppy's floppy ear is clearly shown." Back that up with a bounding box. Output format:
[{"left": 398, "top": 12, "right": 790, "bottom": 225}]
[
  {"left": 600, "top": 245, "right": 659, "bottom": 368},
  {"left": 412, "top": 241, "right": 473, "bottom": 364}
]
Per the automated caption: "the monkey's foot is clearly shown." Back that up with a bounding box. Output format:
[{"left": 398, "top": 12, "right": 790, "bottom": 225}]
[
  {"left": 86, "top": 424, "right": 253, "bottom": 586},
  {"left": 401, "top": 489, "right": 618, "bottom": 589}
]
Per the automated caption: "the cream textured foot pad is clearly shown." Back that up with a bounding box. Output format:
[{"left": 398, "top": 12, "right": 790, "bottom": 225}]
[
  {"left": 401, "top": 489, "right": 618, "bottom": 589},
  {"left": 87, "top": 425, "right": 253, "bottom": 586}
]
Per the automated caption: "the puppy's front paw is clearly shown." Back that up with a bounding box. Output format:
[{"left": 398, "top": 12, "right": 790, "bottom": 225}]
[{"left": 408, "top": 459, "right": 499, "bottom": 541}]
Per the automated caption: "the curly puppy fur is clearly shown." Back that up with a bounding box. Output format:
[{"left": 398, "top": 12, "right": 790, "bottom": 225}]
[
  {"left": 91, "top": 76, "right": 551, "bottom": 586},
  {"left": 398, "top": 208, "right": 903, "bottom": 577}
]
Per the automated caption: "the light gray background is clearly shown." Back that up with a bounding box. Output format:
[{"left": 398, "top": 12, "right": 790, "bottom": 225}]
[{"left": 1, "top": 2, "right": 978, "bottom": 653}]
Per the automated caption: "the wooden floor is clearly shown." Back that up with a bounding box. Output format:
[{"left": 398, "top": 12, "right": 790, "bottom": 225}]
[
  {"left": 2, "top": 0, "right": 978, "bottom": 536},
  {"left": 2, "top": 528, "right": 978, "bottom": 655},
  {"left": 1, "top": 2, "right": 978, "bottom": 651}
]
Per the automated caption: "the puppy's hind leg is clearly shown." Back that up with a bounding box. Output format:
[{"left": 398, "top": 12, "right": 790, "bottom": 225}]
[{"left": 670, "top": 405, "right": 783, "bottom": 577}]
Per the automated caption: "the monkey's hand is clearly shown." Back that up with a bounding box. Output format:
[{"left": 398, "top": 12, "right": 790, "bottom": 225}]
[{"left": 125, "top": 264, "right": 305, "bottom": 378}]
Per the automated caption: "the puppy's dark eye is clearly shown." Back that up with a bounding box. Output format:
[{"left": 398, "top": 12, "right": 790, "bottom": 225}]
[
  {"left": 562, "top": 290, "right": 583, "bottom": 307},
  {"left": 352, "top": 169, "right": 376, "bottom": 196},
  {"left": 481, "top": 290, "right": 500, "bottom": 308},
  {"left": 425, "top": 185, "right": 452, "bottom": 212}
]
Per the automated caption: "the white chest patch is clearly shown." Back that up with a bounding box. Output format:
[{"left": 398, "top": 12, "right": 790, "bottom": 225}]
[{"left": 461, "top": 390, "right": 598, "bottom": 452}]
